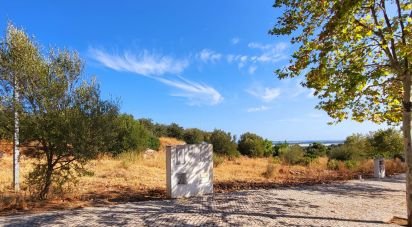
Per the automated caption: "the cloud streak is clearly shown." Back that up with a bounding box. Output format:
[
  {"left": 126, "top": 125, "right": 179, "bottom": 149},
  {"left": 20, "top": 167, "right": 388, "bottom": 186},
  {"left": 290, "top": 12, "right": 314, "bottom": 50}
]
[
  {"left": 155, "top": 76, "right": 223, "bottom": 105},
  {"left": 89, "top": 48, "right": 189, "bottom": 76},
  {"left": 247, "top": 86, "right": 281, "bottom": 102},
  {"left": 90, "top": 48, "right": 223, "bottom": 106},
  {"left": 196, "top": 42, "right": 288, "bottom": 68},
  {"left": 197, "top": 49, "right": 222, "bottom": 63}
]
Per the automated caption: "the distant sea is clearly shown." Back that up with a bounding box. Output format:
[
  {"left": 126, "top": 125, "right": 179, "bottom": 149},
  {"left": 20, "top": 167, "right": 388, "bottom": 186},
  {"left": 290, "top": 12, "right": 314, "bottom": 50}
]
[{"left": 272, "top": 140, "right": 344, "bottom": 147}]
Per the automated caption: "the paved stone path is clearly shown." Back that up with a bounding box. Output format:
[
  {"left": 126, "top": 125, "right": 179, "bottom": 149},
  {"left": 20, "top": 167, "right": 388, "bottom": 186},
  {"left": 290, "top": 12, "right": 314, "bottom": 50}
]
[{"left": 0, "top": 175, "right": 406, "bottom": 226}]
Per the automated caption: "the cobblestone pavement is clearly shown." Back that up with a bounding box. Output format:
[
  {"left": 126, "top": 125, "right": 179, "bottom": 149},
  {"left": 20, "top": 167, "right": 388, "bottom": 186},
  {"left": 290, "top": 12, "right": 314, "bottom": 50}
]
[{"left": 0, "top": 175, "right": 406, "bottom": 226}]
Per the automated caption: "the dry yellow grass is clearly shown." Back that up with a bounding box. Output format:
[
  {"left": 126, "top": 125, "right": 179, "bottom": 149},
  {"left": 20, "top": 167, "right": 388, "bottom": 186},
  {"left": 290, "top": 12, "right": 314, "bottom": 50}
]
[{"left": 0, "top": 138, "right": 406, "bottom": 214}]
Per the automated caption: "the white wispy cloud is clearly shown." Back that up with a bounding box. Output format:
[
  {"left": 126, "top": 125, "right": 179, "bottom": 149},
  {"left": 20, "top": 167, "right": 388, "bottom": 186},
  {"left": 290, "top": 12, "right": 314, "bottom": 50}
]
[
  {"left": 89, "top": 48, "right": 188, "bottom": 76},
  {"left": 231, "top": 37, "right": 240, "bottom": 45},
  {"left": 246, "top": 105, "right": 270, "bottom": 112},
  {"left": 248, "top": 42, "right": 289, "bottom": 63},
  {"left": 197, "top": 49, "right": 222, "bottom": 63},
  {"left": 89, "top": 48, "right": 223, "bottom": 106},
  {"left": 155, "top": 76, "right": 223, "bottom": 106},
  {"left": 247, "top": 86, "right": 281, "bottom": 102},
  {"left": 248, "top": 42, "right": 288, "bottom": 51},
  {"left": 222, "top": 42, "right": 289, "bottom": 69}
]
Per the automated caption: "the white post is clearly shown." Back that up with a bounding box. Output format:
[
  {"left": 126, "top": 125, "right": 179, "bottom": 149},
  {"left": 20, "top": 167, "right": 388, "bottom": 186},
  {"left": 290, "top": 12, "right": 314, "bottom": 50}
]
[
  {"left": 374, "top": 158, "right": 385, "bottom": 179},
  {"left": 13, "top": 75, "right": 19, "bottom": 192}
]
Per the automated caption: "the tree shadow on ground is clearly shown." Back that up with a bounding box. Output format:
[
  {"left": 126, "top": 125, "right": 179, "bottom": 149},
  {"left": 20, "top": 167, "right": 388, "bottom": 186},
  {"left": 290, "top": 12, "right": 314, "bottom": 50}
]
[
  {"left": 2, "top": 176, "right": 404, "bottom": 226},
  {"left": 3, "top": 188, "right": 390, "bottom": 226},
  {"left": 282, "top": 177, "right": 405, "bottom": 199}
]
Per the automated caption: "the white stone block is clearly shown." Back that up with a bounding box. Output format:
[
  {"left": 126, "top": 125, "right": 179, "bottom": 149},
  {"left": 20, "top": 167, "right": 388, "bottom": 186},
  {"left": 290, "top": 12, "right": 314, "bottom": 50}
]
[
  {"left": 374, "top": 158, "right": 385, "bottom": 178},
  {"left": 166, "top": 144, "right": 213, "bottom": 198}
]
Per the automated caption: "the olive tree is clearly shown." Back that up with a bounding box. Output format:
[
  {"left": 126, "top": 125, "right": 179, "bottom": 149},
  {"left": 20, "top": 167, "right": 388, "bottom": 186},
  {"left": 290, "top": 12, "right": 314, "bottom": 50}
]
[
  {"left": 0, "top": 24, "right": 119, "bottom": 199},
  {"left": 270, "top": 0, "right": 411, "bottom": 222}
]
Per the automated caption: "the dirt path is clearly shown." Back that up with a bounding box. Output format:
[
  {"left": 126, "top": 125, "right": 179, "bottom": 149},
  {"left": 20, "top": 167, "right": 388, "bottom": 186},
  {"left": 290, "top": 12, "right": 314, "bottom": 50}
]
[{"left": 0, "top": 175, "right": 406, "bottom": 226}]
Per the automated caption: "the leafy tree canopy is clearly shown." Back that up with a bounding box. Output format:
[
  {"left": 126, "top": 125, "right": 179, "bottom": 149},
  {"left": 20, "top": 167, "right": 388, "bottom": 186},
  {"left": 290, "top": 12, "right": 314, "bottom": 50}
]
[{"left": 270, "top": 0, "right": 411, "bottom": 123}]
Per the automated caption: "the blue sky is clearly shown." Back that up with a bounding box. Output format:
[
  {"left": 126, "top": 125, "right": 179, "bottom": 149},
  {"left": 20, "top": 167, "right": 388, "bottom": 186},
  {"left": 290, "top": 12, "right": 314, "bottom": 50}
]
[{"left": 0, "top": 0, "right": 389, "bottom": 140}]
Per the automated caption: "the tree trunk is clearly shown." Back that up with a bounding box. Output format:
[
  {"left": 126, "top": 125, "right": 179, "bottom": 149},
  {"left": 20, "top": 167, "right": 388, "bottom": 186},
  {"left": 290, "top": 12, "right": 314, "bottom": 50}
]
[
  {"left": 39, "top": 164, "right": 53, "bottom": 200},
  {"left": 403, "top": 71, "right": 412, "bottom": 226},
  {"left": 13, "top": 76, "right": 19, "bottom": 192}
]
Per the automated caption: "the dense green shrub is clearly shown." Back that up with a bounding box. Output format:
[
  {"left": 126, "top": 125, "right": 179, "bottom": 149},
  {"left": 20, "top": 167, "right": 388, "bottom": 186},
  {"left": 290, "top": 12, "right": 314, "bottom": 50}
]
[
  {"left": 166, "top": 123, "right": 184, "bottom": 139},
  {"left": 328, "top": 145, "right": 353, "bottom": 161},
  {"left": 279, "top": 145, "right": 305, "bottom": 165},
  {"left": 147, "top": 135, "right": 160, "bottom": 150},
  {"left": 209, "top": 129, "right": 239, "bottom": 157},
  {"left": 183, "top": 128, "right": 207, "bottom": 144},
  {"left": 367, "top": 128, "right": 403, "bottom": 160},
  {"left": 110, "top": 114, "right": 159, "bottom": 154},
  {"left": 305, "top": 142, "right": 327, "bottom": 159},
  {"left": 238, "top": 132, "right": 266, "bottom": 157},
  {"left": 328, "top": 134, "right": 370, "bottom": 161},
  {"left": 273, "top": 141, "right": 288, "bottom": 156},
  {"left": 264, "top": 139, "right": 274, "bottom": 157}
]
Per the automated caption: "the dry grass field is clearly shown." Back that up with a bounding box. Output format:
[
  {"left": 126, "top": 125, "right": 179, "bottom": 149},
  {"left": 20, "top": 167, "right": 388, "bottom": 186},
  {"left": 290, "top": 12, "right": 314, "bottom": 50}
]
[{"left": 0, "top": 137, "right": 406, "bottom": 215}]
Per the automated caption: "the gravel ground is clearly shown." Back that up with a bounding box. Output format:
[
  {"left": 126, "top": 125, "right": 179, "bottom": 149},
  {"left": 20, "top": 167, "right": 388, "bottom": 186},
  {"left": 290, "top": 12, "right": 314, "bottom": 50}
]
[{"left": 0, "top": 175, "right": 406, "bottom": 226}]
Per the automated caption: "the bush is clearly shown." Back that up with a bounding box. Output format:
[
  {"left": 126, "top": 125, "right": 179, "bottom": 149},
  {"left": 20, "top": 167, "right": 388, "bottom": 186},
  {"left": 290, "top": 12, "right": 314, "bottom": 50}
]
[
  {"left": 147, "top": 135, "right": 160, "bottom": 150},
  {"left": 328, "top": 145, "right": 353, "bottom": 161},
  {"left": 328, "top": 134, "right": 371, "bottom": 161},
  {"left": 183, "top": 128, "right": 207, "bottom": 144},
  {"left": 273, "top": 141, "right": 288, "bottom": 156},
  {"left": 110, "top": 114, "right": 160, "bottom": 154},
  {"left": 368, "top": 128, "right": 403, "bottom": 159},
  {"left": 305, "top": 142, "right": 327, "bottom": 159},
  {"left": 238, "top": 132, "right": 266, "bottom": 157},
  {"left": 279, "top": 145, "right": 305, "bottom": 165},
  {"left": 166, "top": 123, "right": 184, "bottom": 139},
  {"left": 263, "top": 139, "right": 274, "bottom": 157},
  {"left": 209, "top": 129, "right": 239, "bottom": 157},
  {"left": 344, "top": 160, "right": 358, "bottom": 170}
]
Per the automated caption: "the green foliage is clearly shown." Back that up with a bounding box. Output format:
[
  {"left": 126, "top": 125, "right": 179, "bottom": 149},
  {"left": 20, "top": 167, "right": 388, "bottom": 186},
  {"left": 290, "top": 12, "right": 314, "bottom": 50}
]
[
  {"left": 272, "top": 141, "right": 288, "bottom": 156},
  {"left": 209, "top": 129, "right": 239, "bottom": 157},
  {"left": 0, "top": 24, "right": 120, "bottom": 199},
  {"left": 166, "top": 123, "right": 184, "bottom": 139},
  {"left": 367, "top": 128, "right": 403, "bottom": 159},
  {"left": 279, "top": 145, "right": 306, "bottom": 165},
  {"left": 305, "top": 142, "right": 327, "bottom": 159},
  {"left": 270, "top": 0, "right": 411, "bottom": 124},
  {"left": 138, "top": 118, "right": 156, "bottom": 134},
  {"left": 147, "top": 135, "right": 160, "bottom": 150},
  {"left": 110, "top": 114, "right": 160, "bottom": 154},
  {"left": 329, "top": 134, "right": 370, "bottom": 161},
  {"left": 0, "top": 110, "right": 11, "bottom": 140},
  {"left": 328, "top": 146, "right": 353, "bottom": 161},
  {"left": 238, "top": 132, "right": 266, "bottom": 157},
  {"left": 344, "top": 160, "right": 359, "bottom": 170},
  {"left": 183, "top": 128, "right": 207, "bottom": 144},
  {"left": 263, "top": 139, "right": 274, "bottom": 157}
]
